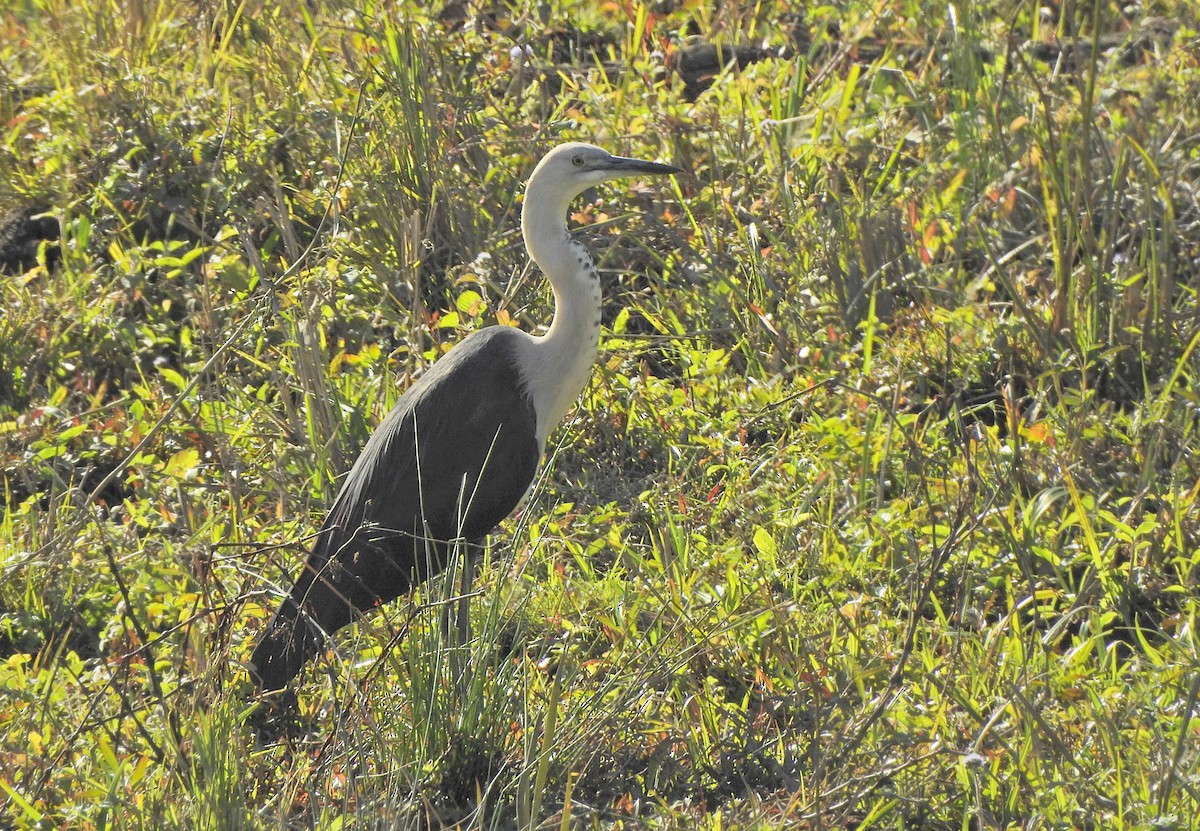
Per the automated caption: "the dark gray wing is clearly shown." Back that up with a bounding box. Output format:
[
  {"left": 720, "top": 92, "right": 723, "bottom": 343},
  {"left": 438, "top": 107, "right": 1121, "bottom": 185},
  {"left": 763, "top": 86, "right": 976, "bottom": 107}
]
[{"left": 251, "top": 327, "right": 540, "bottom": 690}]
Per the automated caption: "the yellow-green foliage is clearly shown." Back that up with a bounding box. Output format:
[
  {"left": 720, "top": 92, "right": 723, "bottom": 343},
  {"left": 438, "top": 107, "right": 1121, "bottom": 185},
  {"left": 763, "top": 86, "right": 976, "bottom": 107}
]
[{"left": 1, "top": 0, "right": 1198, "bottom": 828}]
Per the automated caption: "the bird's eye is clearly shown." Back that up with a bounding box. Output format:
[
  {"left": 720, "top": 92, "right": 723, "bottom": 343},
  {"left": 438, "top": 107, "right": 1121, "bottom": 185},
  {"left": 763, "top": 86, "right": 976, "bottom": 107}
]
[{"left": 572, "top": 155, "right": 584, "bottom": 167}]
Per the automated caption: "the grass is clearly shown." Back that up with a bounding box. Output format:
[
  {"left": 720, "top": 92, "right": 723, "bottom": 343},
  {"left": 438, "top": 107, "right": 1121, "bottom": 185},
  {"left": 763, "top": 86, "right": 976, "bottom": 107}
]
[{"left": 1, "top": 0, "right": 1199, "bottom": 827}]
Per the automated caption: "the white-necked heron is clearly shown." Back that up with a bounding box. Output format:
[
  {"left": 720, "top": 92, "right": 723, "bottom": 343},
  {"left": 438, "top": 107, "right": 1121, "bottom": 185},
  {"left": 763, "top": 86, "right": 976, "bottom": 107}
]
[{"left": 250, "top": 142, "right": 681, "bottom": 691}]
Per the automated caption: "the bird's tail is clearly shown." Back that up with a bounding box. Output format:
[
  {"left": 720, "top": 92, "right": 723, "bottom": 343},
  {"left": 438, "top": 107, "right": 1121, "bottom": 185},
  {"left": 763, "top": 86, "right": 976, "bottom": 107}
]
[
  {"left": 249, "top": 532, "right": 422, "bottom": 692},
  {"left": 249, "top": 540, "right": 356, "bottom": 692},
  {"left": 249, "top": 596, "right": 326, "bottom": 693}
]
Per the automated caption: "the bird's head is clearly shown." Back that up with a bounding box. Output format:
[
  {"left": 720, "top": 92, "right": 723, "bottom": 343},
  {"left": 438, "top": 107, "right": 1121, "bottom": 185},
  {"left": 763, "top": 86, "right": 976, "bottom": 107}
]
[{"left": 527, "top": 142, "right": 681, "bottom": 205}]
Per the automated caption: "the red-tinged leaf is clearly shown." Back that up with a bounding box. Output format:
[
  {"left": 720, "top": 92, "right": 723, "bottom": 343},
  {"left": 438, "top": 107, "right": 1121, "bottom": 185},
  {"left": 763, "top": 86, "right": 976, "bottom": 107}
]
[
  {"left": 919, "top": 220, "right": 938, "bottom": 263},
  {"left": 1002, "top": 187, "right": 1017, "bottom": 217},
  {"left": 1024, "top": 421, "right": 1055, "bottom": 447}
]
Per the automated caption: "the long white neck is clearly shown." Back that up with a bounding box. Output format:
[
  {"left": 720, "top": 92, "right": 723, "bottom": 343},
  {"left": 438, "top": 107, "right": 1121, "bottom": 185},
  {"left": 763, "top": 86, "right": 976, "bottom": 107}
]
[{"left": 519, "top": 171, "right": 603, "bottom": 451}]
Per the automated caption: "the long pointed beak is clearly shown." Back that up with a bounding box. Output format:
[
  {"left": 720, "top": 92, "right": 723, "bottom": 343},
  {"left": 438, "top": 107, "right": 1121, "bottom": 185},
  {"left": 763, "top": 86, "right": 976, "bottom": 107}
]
[{"left": 607, "top": 155, "right": 683, "bottom": 176}]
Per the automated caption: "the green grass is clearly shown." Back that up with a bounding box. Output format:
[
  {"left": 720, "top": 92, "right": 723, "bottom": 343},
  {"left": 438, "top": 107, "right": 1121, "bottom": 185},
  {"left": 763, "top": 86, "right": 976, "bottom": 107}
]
[{"left": 2, "top": 0, "right": 1199, "bottom": 828}]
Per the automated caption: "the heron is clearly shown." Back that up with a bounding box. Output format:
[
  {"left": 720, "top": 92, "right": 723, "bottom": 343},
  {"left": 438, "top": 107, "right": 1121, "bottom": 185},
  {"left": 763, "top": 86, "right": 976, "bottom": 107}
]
[{"left": 250, "top": 142, "right": 681, "bottom": 692}]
